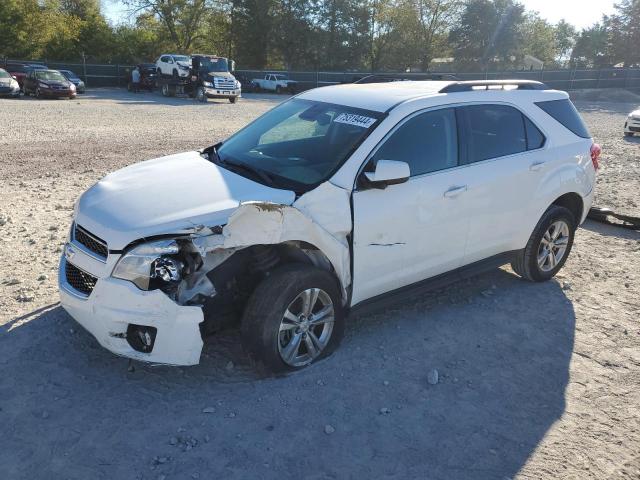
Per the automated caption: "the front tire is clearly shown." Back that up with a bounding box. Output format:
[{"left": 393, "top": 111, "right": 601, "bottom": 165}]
[
  {"left": 229, "top": 96, "right": 237, "bottom": 104},
  {"left": 241, "top": 264, "right": 345, "bottom": 373},
  {"left": 195, "top": 86, "right": 206, "bottom": 102},
  {"left": 511, "top": 205, "right": 576, "bottom": 282}
]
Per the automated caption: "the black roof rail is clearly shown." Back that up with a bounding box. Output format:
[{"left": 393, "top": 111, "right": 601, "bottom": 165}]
[{"left": 439, "top": 80, "right": 549, "bottom": 93}]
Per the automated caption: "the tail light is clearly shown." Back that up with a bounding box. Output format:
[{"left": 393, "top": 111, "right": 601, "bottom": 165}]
[{"left": 590, "top": 143, "right": 602, "bottom": 171}]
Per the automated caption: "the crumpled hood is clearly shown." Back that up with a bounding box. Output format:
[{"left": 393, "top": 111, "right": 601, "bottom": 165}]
[{"left": 75, "top": 151, "right": 295, "bottom": 250}]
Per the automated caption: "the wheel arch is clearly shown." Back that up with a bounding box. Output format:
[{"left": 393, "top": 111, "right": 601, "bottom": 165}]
[{"left": 551, "top": 192, "right": 584, "bottom": 226}]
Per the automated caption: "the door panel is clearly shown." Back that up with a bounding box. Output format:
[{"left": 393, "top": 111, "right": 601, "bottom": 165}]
[
  {"left": 352, "top": 169, "right": 472, "bottom": 305},
  {"left": 458, "top": 104, "right": 548, "bottom": 264}
]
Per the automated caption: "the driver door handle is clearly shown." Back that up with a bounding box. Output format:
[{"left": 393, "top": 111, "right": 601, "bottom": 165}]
[
  {"left": 529, "top": 161, "right": 546, "bottom": 171},
  {"left": 443, "top": 185, "right": 468, "bottom": 198}
]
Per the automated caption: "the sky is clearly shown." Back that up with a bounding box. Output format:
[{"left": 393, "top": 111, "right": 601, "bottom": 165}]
[{"left": 102, "top": 0, "right": 618, "bottom": 30}]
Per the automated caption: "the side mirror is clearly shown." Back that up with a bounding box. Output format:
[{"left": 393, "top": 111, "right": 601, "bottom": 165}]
[
  {"left": 230, "top": 60, "right": 236, "bottom": 72},
  {"left": 362, "top": 160, "right": 410, "bottom": 189}
]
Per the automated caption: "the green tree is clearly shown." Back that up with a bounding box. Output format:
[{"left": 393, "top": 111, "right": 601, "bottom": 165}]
[
  {"left": 554, "top": 19, "right": 577, "bottom": 65},
  {"left": 449, "top": 0, "right": 525, "bottom": 71},
  {"left": 520, "top": 13, "right": 557, "bottom": 67}
]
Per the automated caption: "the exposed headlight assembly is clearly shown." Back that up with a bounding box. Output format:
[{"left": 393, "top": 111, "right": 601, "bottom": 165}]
[
  {"left": 202, "top": 81, "right": 213, "bottom": 87},
  {"left": 112, "top": 239, "right": 183, "bottom": 290}
]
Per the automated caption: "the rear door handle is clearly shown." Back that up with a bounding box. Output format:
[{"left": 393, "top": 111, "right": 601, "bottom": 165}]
[
  {"left": 529, "top": 161, "right": 546, "bottom": 171},
  {"left": 443, "top": 185, "right": 468, "bottom": 198}
]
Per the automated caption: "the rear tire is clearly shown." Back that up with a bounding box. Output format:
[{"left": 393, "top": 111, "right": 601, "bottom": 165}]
[
  {"left": 511, "top": 205, "right": 576, "bottom": 282},
  {"left": 241, "top": 264, "right": 345, "bottom": 373}
]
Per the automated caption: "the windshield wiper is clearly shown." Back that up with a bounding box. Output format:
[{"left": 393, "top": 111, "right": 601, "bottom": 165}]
[{"left": 220, "top": 158, "right": 275, "bottom": 186}]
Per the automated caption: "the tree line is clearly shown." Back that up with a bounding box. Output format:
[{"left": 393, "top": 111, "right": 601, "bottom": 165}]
[{"left": 1, "top": 0, "right": 638, "bottom": 71}]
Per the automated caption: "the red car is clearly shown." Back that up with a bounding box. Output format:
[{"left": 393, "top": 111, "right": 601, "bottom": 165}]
[
  {"left": 23, "top": 69, "right": 76, "bottom": 99},
  {"left": 5, "top": 63, "right": 48, "bottom": 90}
]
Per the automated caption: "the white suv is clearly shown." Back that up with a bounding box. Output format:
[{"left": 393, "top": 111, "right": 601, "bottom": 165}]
[
  {"left": 624, "top": 107, "right": 640, "bottom": 137},
  {"left": 155, "top": 54, "right": 191, "bottom": 78},
  {"left": 59, "top": 80, "right": 600, "bottom": 372}
]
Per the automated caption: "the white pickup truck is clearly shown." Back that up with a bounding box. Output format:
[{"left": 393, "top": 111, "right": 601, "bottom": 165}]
[{"left": 252, "top": 73, "right": 298, "bottom": 93}]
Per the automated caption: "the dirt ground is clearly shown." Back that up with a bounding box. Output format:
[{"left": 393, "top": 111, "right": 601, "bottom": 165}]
[{"left": 1, "top": 88, "right": 639, "bottom": 480}]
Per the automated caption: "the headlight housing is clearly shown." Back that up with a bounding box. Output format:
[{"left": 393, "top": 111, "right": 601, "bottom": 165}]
[
  {"left": 235, "top": 80, "right": 241, "bottom": 89},
  {"left": 69, "top": 83, "right": 76, "bottom": 91},
  {"left": 112, "top": 239, "right": 183, "bottom": 290},
  {"left": 10, "top": 79, "right": 19, "bottom": 89},
  {"left": 39, "top": 82, "right": 50, "bottom": 89},
  {"left": 202, "top": 81, "right": 213, "bottom": 87}
]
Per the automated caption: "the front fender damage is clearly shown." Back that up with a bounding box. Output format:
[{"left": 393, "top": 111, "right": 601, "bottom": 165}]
[{"left": 162, "top": 182, "right": 352, "bottom": 357}]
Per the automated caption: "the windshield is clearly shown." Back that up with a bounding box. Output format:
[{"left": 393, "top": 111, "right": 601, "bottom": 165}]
[
  {"left": 36, "top": 71, "right": 67, "bottom": 82},
  {"left": 275, "top": 75, "right": 288, "bottom": 80},
  {"left": 216, "top": 99, "right": 384, "bottom": 190},
  {"left": 200, "top": 57, "right": 229, "bottom": 73},
  {"left": 0, "top": 69, "right": 10, "bottom": 79},
  {"left": 172, "top": 55, "right": 190, "bottom": 62},
  {"left": 60, "top": 71, "right": 78, "bottom": 79}
]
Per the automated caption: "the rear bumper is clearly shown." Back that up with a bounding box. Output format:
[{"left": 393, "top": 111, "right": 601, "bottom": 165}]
[
  {"left": 581, "top": 186, "right": 595, "bottom": 224},
  {"left": 59, "top": 254, "right": 204, "bottom": 366}
]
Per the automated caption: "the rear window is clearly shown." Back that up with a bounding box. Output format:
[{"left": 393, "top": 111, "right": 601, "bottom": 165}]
[{"left": 535, "top": 99, "right": 591, "bottom": 139}]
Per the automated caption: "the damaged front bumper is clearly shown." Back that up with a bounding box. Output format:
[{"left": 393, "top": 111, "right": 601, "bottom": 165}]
[{"left": 59, "top": 254, "right": 204, "bottom": 366}]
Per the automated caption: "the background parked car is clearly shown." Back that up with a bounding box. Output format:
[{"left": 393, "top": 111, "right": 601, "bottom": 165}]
[
  {"left": 5, "top": 63, "right": 48, "bottom": 90},
  {"left": 23, "top": 69, "right": 76, "bottom": 99},
  {"left": 155, "top": 54, "right": 191, "bottom": 78},
  {"left": 252, "top": 73, "right": 298, "bottom": 93},
  {"left": 624, "top": 108, "right": 640, "bottom": 137},
  {"left": 0, "top": 68, "right": 21, "bottom": 98},
  {"left": 127, "top": 63, "right": 157, "bottom": 91},
  {"left": 58, "top": 70, "right": 85, "bottom": 93}
]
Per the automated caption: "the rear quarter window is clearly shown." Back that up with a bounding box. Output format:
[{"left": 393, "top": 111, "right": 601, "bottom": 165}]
[{"left": 535, "top": 99, "right": 591, "bottom": 139}]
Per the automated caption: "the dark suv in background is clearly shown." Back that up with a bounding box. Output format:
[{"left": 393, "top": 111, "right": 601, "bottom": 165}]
[{"left": 23, "top": 69, "right": 76, "bottom": 99}]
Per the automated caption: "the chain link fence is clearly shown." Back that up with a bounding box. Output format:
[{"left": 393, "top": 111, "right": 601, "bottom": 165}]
[{"left": 3, "top": 57, "right": 640, "bottom": 91}]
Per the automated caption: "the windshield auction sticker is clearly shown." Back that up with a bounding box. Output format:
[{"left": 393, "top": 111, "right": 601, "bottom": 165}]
[{"left": 334, "top": 113, "right": 377, "bottom": 128}]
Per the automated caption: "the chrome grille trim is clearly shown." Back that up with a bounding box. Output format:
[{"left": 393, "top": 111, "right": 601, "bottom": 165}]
[{"left": 72, "top": 223, "right": 108, "bottom": 262}]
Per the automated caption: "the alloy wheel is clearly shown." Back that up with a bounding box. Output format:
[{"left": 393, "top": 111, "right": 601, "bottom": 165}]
[
  {"left": 277, "top": 288, "right": 334, "bottom": 367},
  {"left": 537, "top": 220, "right": 570, "bottom": 272}
]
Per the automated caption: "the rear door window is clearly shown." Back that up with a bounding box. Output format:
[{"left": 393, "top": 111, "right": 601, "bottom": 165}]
[
  {"left": 535, "top": 99, "right": 591, "bottom": 138},
  {"left": 460, "top": 104, "right": 527, "bottom": 163},
  {"left": 524, "top": 117, "right": 546, "bottom": 150}
]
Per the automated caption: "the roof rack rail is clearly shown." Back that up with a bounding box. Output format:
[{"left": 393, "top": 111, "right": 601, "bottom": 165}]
[{"left": 439, "top": 80, "right": 549, "bottom": 93}]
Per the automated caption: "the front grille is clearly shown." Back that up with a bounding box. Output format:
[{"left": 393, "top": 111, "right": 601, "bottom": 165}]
[
  {"left": 65, "top": 262, "right": 97, "bottom": 296},
  {"left": 214, "top": 77, "right": 236, "bottom": 89},
  {"left": 74, "top": 224, "right": 108, "bottom": 259}
]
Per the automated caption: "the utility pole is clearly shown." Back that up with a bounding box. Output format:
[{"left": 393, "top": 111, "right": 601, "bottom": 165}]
[{"left": 82, "top": 52, "right": 88, "bottom": 86}]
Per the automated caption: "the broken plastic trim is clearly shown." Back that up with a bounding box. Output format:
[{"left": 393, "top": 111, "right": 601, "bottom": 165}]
[{"left": 587, "top": 206, "right": 640, "bottom": 230}]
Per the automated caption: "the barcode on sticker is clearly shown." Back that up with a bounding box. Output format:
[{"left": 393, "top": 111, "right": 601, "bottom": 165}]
[{"left": 334, "top": 113, "right": 377, "bottom": 128}]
